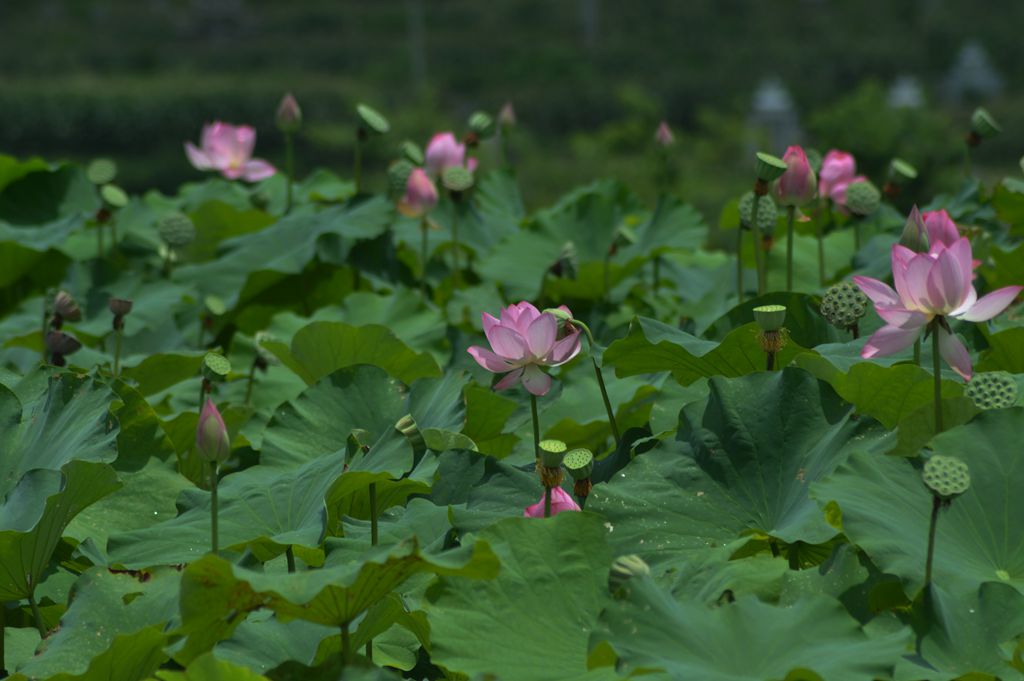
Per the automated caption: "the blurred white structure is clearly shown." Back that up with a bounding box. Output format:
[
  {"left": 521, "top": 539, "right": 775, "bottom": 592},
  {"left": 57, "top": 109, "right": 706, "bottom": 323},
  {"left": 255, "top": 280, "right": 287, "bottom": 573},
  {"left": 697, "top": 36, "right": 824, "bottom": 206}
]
[
  {"left": 944, "top": 41, "right": 1003, "bottom": 103},
  {"left": 748, "top": 77, "right": 801, "bottom": 153},
  {"left": 888, "top": 76, "right": 924, "bottom": 109}
]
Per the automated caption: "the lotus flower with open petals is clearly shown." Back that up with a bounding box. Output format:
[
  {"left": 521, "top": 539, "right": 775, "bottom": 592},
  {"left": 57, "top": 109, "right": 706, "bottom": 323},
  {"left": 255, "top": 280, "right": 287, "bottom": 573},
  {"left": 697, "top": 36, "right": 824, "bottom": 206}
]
[
  {"left": 467, "top": 302, "right": 581, "bottom": 396},
  {"left": 523, "top": 487, "right": 581, "bottom": 517},
  {"left": 185, "top": 122, "right": 276, "bottom": 182},
  {"left": 854, "top": 237, "right": 1021, "bottom": 380}
]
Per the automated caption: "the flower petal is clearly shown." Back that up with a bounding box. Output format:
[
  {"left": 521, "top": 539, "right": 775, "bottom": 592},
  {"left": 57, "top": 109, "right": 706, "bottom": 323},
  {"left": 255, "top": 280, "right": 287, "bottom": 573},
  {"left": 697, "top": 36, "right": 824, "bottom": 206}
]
[
  {"left": 185, "top": 142, "right": 214, "bottom": 170},
  {"left": 875, "top": 306, "right": 929, "bottom": 329},
  {"left": 484, "top": 325, "right": 528, "bottom": 362},
  {"left": 548, "top": 330, "right": 582, "bottom": 365},
  {"left": 521, "top": 364, "right": 552, "bottom": 396},
  {"left": 511, "top": 302, "right": 541, "bottom": 337},
  {"left": 468, "top": 346, "right": 513, "bottom": 373},
  {"left": 481, "top": 312, "right": 501, "bottom": 336},
  {"left": 853, "top": 276, "right": 900, "bottom": 307},
  {"left": 925, "top": 246, "right": 966, "bottom": 313},
  {"left": 241, "top": 159, "right": 276, "bottom": 182},
  {"left": 903, "top": 253, "right": 936, "bottom": 310},
  {"left": 957, "top": 286, "right": 1023, "bottom": 322},
  {"left": 523, "top": 487, "right": 581, "bottom": 517},
  {"left": 493, "top": 367, "right": 524, "bottom": 391},
  {"left": 525, "top": 314, "right": 557, "bottom": 358},
  {"left": 938, "top": 327, "right": 972, "bottom": 380},
  {"left": 862, "top": 324, "right": 924, "bottom": 359}
]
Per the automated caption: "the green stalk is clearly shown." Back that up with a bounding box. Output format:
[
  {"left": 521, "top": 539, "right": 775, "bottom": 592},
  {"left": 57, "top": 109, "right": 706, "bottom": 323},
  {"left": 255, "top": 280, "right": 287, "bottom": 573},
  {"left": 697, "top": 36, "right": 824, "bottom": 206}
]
[
  {"left": 1, "top": 599, "right": 5, "bottom": 675},
  {"left": 451, "top": 201, "right": 461, "bottom": 288},
  {"left": 284, "top": 132, "right": 295, "bottom": 214},
  {"left": 963, "top": 144, "right": 973, "bottom": 180},
  {"left": 28, "top": 592, "right": 44, "bottom": 638},
  {"left": 244, "top": 358, "right": 257, "bottom": 407},
  {"left": 353, "top": 134, "right": 363, "bottom": 193},
  {"left": 286, "top": 546, "right": 296, "bottom": 573},
  {"left": 785, "top": 205, "right": 795, "bottom": 291},
  {"left": 592, "top": 357, "right": 620, "bottom": 447},
  {"left": 41, "top": 300, "right": 49, "bottom": 363},
  {"left": 766, "top": 350, "right": 775, "bottom": 371},
  {"left": 736, "top": 225, "right": 744, "bottom": 303},
  {"left": 750, "top": 195, "right": 765, "bottom": 296},
  {"left": 420, "top": 217, "right": 429, "bottom": 297},
  {"left": 341, "top": 625, "right": 352, "bottom": 667},
  {"left": 113, "top": 328, "right": 123, "bottom": 378},
  {"left": 854, "top": 218, "right": 862, "bottom": 252},
  {"left": 652, "top": 255, "right": 661, "bottom": 291},
  {"left": 210, "top": 461, "right": 219, "bottom": 553},
  {"left": 932, "top": 321, "right": 943, "bottom": 433},
  {"left": 924, "top": 494, "right": 941, "bottom": 591},
  {"left": 369, "top": 482, "right": 378, "bottom": 546},
  {"left": 530, "top": 393, "right": 540, "bottom": 463},
  {"left": 913, "top": 338, "right": 921, "bottom": 366},
  {"left": 543, "top": 485, "right": 552, "bottom": 518}
]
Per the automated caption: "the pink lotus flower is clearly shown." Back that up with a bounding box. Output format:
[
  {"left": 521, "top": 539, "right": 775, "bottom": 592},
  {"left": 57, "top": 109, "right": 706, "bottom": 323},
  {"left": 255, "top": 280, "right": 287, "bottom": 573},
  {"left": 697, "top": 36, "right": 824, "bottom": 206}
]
[
  {"left": 922, "top": 210, "right": 961, "bottom": 248},
  {"left": 196, "top": 399, "right": 231, "bottom": 462},
  {"left": 467, "top": 302, "right": 581, "bottom": 396},
  {"left": 424, "top": 132, "right": 477, "bottom": 176},
  {"left": 523, "top": 487, "right": 581, "bottom": 517},
  {"left": 773, "top": 145, "right": 817, "bottom": 206},
  {"left": 854, "top": 238, "right": 1021, "bottom": 380},
  {"left": 819, "top": 150, "right": 856, "bottom": 202},
  {"left": 185, "top": 122, "right": 276, "bottom": 182},
  {"left": 654, "top": 121, "right": 674, "bottom": 147},
  {"left": 397, "top": 168, "right": 438, "bottom": 217}
]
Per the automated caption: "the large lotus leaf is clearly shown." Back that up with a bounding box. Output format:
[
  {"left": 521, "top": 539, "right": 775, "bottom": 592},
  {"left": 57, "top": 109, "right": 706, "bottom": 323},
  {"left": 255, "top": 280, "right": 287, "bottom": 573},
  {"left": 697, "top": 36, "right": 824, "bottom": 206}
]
[
  {"left": 813, "top": 409, "right": 1024, "bottom": 599},
  {"left": 895, "top": 582, "right": 1024, "bottom": 681},
  {"left": 604, "top": 317, "right": 807, "bottom": 385},
  {"left": 172, "top": 198, "right": 392, "bottom": 307},
  {"left": 179, "top": 538, "right": 497, "bottom": 631},
  {"left": 155, "top": 652, "right": 271, "bottom": 681},
  {"left": 0, "top": 460, "right": 120, "bottom": 600},
  {"left": 264, "top": 322, "right": 440, "bottom": 387},
  {"left": 0, "top": 155, "right": 50, "bottom": 192},
  {"left": 795, "top": 352, "right": 967, "bottom": 429},
  {"left": 106, "top": 453, "right": 340, "bottom": 568},
  {"left": 408, "top": 370, "right": 468, "bottom": 433},
  {"left": 0, "top": 163, "right": 97, "bottom": 225},
  {"left": 620, "top": 194, "right": 706, "bottom": 257},
  {"left": 213, "top": 611, "right": 334, "bottom": 676},
  {"left": 977, "top": 327, "right": 1024, "bottom": 373},
  {"left": 426, "top": 513, "right": 620, "bottom": 681},
  {"left": 12, "top": 567, "right": 180, "bottom": 680},
  {"left": 469, "top": 229, "right": 564, "bottom": 302},
  {"left": 439, "top": 451, "right": 547, "bottom": 533},
  {"left": 119, "top": 352, "right": 205, "bottom": 397},
  {"left": 602, "top": 573, "right": 906, "bottom": 681},
  {"left": 535, "top": 178, "right": 642, "bottom": 263},
  {"left": 184, "top": 199, "right": 276, "bottom": 262},
  {"left": 260, "top": 366, "right": 406, "bottom": 468},
  {"left": 3, "top": 626, "right": 42, "bottom": 673},
  {"left": 472, "top": 169, "right": 525, "bottom": 247},
  {"left": 0, "top": 371, "right": 119, "bottom": 499},
  {"left": 323, "top": 425, "right": 419, "bottom": 520},
  {"left": 678, "top": 369, "right": 888, "bottom": 545}
]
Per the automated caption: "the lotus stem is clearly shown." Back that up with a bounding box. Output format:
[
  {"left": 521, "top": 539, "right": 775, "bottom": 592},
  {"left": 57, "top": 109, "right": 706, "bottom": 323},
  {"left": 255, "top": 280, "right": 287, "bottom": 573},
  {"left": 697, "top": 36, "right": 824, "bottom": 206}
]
[
  {"left": 365, "top": 641, "right": 373, "bottom": 661},
  {"left": 1, "top": 598, "right": 6, "bottom": 674},
  {"left": 286, "top": 546, "right": 296, "bottom": 573},
  {"left": 284, "top": 132, "right": 295, "bottom": 214},
  {"left": 924, "top": 494, "right": 941, "bottom": 592},
  {"left": 451, "top": 202, "right": 462, "bottom": 288},
  {"left": 766, "top": 350, "right": 775, "bottom": 371},
  {"left": 210, "top": 461, "right": 219, "bottom": 553},
  {"left": 341, "top": 625, "right": 352, "bottom": 667},
  {"left": 369, "top": 482, "right": 379, "bottom": 546},
  {"left": 353, "top": 132, "right": 363, "bottom": 193},
  {"left": 932, "top": 321, "right": 943, "bottom": 433},
  {"left": 786, "top": 205, "right": 795, "bottom": 291},
  {"left": 736, "top": 225, "right": 744, "bottom": 303},
  {"left": 530, "top": 393, "right": 540, "bottom": 463},
  {"left": 113, "top": 328, "right": 123, "bottom": 378},
  {"left": 543, "top": 485, "right": 552, "bottom": 518},
  {"left": 28, "top": 592, "right": 44, "bottom": 638},
  {"left": 244, "top": 358, "right": 257, "bottom": 407},
  {"left": 420, "top": 217, "right": 429, "bottom": 297},
  {"left": 750, "top": 194, "right": 765, "bottom": 296},
  {"left": 854, "top": 217, "right": 862, "bottom": 252},
  {"left": 913, "top": 338, "right": 921, "bottom": 366},
  {"left": 592, "top": 357, "right": 621, "bottom": 447},
  {"left": 652, "top": 255, "right": 661, "bottom": 291},
  {"left": 41, "top": 299, "right": 48, "bottom": 363}
]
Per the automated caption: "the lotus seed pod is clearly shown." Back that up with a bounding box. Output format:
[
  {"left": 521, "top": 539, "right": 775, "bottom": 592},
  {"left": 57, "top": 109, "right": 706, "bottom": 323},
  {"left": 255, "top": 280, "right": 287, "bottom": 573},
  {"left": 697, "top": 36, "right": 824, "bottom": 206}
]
[
  {"left": 86, "top": 158, "right": 118, "bottom": 185},
  {"left": 970, "top": 107, "right": 1001, "bottom": 139},
  {"left": 922, "top": 455, "right": 970, "bottom": 499},
  {"left": 738, "top": 192, "right": 777, "bottom": 233},
  {"left": 400, "top": 140, "right": 425, "bottom": 165},
  {"left": 45, "top": 330, "right": 82, "bottom": 357},
  {"left": 753, "top": 304, "right": 787, "bottom": 332},
  {"left": 844, "top": 180, "right": 881, "bottom": 216},
  {"left": 356, "top": 103, "right": 390, "bottom": 135},
  {"left": 564, "top": 448, "right": 594, "bottom": 481},
  {"left": 539, "top": 439, "right": 568, "bottom": 469},
  {"left": 202, "top": 352, "right": 232, "bottom": 383},
  {"left": 964, "top": 371, "right": 1018, "bottom": 410},
  {"left": 442, "top": 165, "right": 474, "bottom": 193},
  {"left": 820, "top": 282, "right": 869, "bottom": 330},
  {"left": 468, "top": 111, "right": 496, "bottom": 139},
  {"left": 387, "top": 159, "right": 416, "bottom": 198},
  {"left": 158, "top": 212, "right": 196, "bottom": 248},
  {"left": 109, "top": 297, "right": 133, "bottom": 317},
  {"left": 253, "top": 331, "right": 281, "bottom": 367},
  {"left": 890, "top": 158, "right": 918, "bottom": 182},
  {"left": 53, "top": 290, "right": 82, "bottom": 323},
  {"left": 609, "top": 554, "right": 651, "bottom": 595},
  {"left": 754, "top": 151, "right": 788, "bottom": 183}
]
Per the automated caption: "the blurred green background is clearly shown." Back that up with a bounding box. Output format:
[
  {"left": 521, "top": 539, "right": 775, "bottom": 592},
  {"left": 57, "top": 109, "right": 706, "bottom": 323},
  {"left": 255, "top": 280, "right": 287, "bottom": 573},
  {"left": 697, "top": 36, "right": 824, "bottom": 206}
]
[{"left": 1, "top": 0, "right": 1021, "bottom": 216}]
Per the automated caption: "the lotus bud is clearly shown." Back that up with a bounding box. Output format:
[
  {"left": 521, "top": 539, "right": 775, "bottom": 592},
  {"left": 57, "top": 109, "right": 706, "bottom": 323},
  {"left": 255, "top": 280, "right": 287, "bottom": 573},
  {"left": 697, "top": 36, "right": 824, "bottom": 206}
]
[
  {"left": 819, "top": 150, "right": 856, "bottom": 199},
  {"left": 45, "top": 331, "right": 81, "bottom": 366},
  {"left": 899, "top": 206, "right": 928, "bottom": 252},
  {"left": 970, "top": 107, "right": 1001, "bottom": 140},
  {"left": 654, "top": 121, "right": 674, "bottom": 147},
  {"left": 773, "top": 145, "right": 817, "bottom": 207},
  {"left": 109, "top": 297, "right": 133, "bottom": 331},
  {"left": 276, "top": 93, "right": 302, "bottom": 134},
  {"left": 498, "top": 102, "right": 517, "bottom": 128},
  {"left": 52, "top": 290, "right": 82, "bottom": 326},
  {"left": 196, "top": 399, "right": 231, "bottom": 463},
  {"left": 397, "top": 168, "right": 439, "bottom": 218}
]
